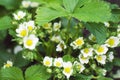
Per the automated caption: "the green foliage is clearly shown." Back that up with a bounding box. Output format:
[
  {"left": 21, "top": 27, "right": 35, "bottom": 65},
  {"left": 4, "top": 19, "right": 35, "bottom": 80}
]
[
  {"left": 113, "top": 58, "right": 120, "bottom": 67},
  {"left": 75, "top": 74, "right": 92, "bottom": 80},
  {"left": 85, "top": 23, "right": 107, "bottom": 44},
  {"left": 0, "top": 0, "right": 21, "bottom": 10},
  {"left": 36, "top": 0, "right": 111, "bottom": 26},
  {"left": 97, "top": 76, "right": 113, "bottom": 80},
  {"left": 63, "top": 55, "right": 74, "bottom": 62},
  {"left": 0, "top": 16, "right": 12, "bottom": 30},
  {"left": 0, "top": 67, "right": 24, "bottom": 80},
  {"left": 25, "top": 65, "right": 51, "bottom": 80}
]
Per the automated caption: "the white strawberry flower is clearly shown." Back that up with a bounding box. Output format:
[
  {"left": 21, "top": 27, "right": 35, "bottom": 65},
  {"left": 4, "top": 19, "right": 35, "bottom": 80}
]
[
  {"left": 43, "top": 56, "right": 53, "bottom": 67},
  {"left": 53, "top": 21, "right": 61, "bottom": 31},
  {"left": 74, "top": 61, "right": 85, "bottom": 73},
  {"left": 95, "top": 55, "right": 106, "bottom": 64},
  {"left": 81, "top": 48, "right": 93, "bottom": 57},
  {"left": 22, "top": 0, "right": 31, "bottom": 8},
  {"left": 26, "top": 20, "right": 35, "bottom": 31},
  {"left": 43, "top": 23, "right": 52, "bottom": 29},
  {"left": 70, "top": 37, "right": 84, "bottom": 49},
  {"left": 51, "top": 35, "right": 62, "bottom": 43},
  {"left": 3, "top": 60, "right": 13, "bottom": 68},
  {"left": 63, "top": 61, "right": 73, "bottom": 79},
  {"left": 23, "top": 34, "right": 39, "bottom": 50},
  {"left": 56, "top": 41, "right": 67, "bottom": 52},
  {"left": 108, "top": 52, "right": 114, "bottom": 62},
  {"left": 105, "top": 36, "right": 119, "bottom": 48},
  {"left": 104, "top": 22, "right": 110, "bottom": 27},
  {"left": 30, "top": 2, "right": 39, "bottom": 8},
  {"left": 16, "top": 23, "right": 28, "bottom": 37},
  {"left": 54, "top": 57, "right": 63, "bottom": 67},
  {"left": 89, "top": 34, "right": 96, "bottom": 42},
  {"left": 79, "top": 54, "right": 89, "bottom": 64},
  {"left": 94, "top": 45, "right": 108, "bottom": 55},
  {"left": 13, "top": 11, "right": 26, "bottom": 20}
]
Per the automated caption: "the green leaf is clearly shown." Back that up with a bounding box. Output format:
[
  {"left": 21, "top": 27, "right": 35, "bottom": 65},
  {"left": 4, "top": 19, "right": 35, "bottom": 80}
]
[
  {"left": 85, "top": 23, "right": 107, "bottom": 44},
  {"left": 75, "top": 74, "right": 92, "bottom": 80},
  {"left": 73, "top": 0, "right": 111, "bottom": 22},
  {"left": 36, "top": 6, "right": 67, "bottom": 25},
  {"left": 0, "top": 67, "right": 24, "bottom": 80},
  {"left": 113, "top": 58, "right": 120, "bottom": 66},
  {"left": 0, "top": 16, "right": 12, "bottom": 30},
  {"left": 25, "top": 65, "right": 51, "bottom": 80},
  {"left": 97, "top": 76, "right": 113, "bottom": 80},
  {"left": 0, "top": 0, "right": 21, "bottom": 10},
  {"left": 63, "top": 55, "right": 74, "bottom": 62},
  {"left": 63, "top": 0, "right": 79, "bottom": 13},
  {"left": 110, "top": 9, "right": 120, "bottom": 22}
]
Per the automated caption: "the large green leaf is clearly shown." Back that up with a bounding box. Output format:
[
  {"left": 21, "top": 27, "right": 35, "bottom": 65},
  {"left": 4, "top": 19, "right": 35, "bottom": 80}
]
[
  {"left": 25, "top": 65, "right": 51, "bottom": 80},
  {"left": 63, "top": 0, "right": 79, "bottom": 13},
  {"left": 73, "top": 0, "right": 111, "bottom": 22},
  {"left": 0, "top": 16, "right": 12, "bottom": 30},
  {"left": 110, "top": 9, "right": 120, "bottom": 22},
  {"left": 85, "top": 23, "right": 107, "bottom": 44},
  {"left": 36, "top": 6, "right": 67, "bottom": 25},
  {"left": 0, "top": 67, "right": 24, "bottom": 80}
]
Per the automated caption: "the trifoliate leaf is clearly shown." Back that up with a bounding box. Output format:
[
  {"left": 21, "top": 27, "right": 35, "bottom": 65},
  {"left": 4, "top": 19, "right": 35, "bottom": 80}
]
[
  {"left": 0, "top": 67, "right": 24, "bottom": 80},
  {"left": 73, "top": 0, "right": 111, "bottom": 22},
  {"left": 25, "top": 65, "right": 51, "bottom": 80},
  {"left": 85, "top": 23, "right": 107, "bottom": 44}
]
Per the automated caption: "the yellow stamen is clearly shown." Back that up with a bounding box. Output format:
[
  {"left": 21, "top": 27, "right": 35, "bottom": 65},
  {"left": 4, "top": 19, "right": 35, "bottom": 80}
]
[
  {"left": 20, "top": 30, "right": 27, "bottom": 37},
  {"left": 26, "top": 39, "right": 33, "bottom": 46}
]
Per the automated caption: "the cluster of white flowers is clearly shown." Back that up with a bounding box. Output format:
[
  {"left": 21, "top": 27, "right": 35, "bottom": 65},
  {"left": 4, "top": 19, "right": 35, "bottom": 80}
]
[
  {"left": 43, "top": 56, "right": 85, "bottom": 79},
  {"left": 13, "top": 13, "right": 39, "bottom": 50},
  {"left": 22, "top": 0, "right": 39, "bottom": 8}
]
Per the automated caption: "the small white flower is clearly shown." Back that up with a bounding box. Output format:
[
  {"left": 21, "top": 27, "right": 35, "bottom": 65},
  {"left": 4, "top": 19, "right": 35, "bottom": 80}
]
[
  {"left": 43, "top": 56, "right": 52, "bottom": 67},
  {"left": 104, "top": 22, "right": 110, "bottom": 27},
  {"left": 43, "top": 23, "right": 52, "bottom": 29},
  {"left": 23, "top": 34, "right": 39, "bottom": 50},
  {"left": 70, "top": 37, "right": 84, "bottom": 49},
  {"left": 79, "top": 54, "right": 89, "bottom": 64},
  {"left": 74, "top": 61, "right": 85, "bottom": 73},
  {"left": 51, "top": 35, "right": 62, "bottom": 43},
  {"left": 95, "top": 55, "right": 106, "bottom": 64},
  {"left": 94, "top": 45, "right": 108, "bottom": 55},
  {"left": 26, "top": 20, "right": 35, "bottom": 31},
  {"left": 54, "top": 57, "right": 63, "bottom": 67},
  {"left": 13, "top": 11, "right": 26, "bottom": 20},
  {"left": 81, "top": 48, "right": 93, "bottom": 57},
  {"left": 102, "top": 69, "right": 107, "bottom": 76},
  {"left": 14, "top": 45, "right": 23, "bottom": 54},
  {"left": 56, "top": 41, "right": 67, "bottom": 52},
  {"left": 3, "top": 60, "right": 13, "bottom": 68},
  {"left": 30, "top": 2, "right": 39, "bottom": 8},
  {"left": 105, "top": 36, "right": 119, "bottom": 48},
  {"left": 108, "top": 52, "right": 114, "bottom": 62},
  {"left": 53, "top": 21, "right": 61, "bottom": 31},
  {"left": 89, "top": 34, "right": 96, "bottom": 42},
  {"left": 63, "top": 61, "right": 73, "bottom": 79},
  {"left": 16, "top": 23, "right": 28, "bottom": 37},
  {"left": 22, "top": 0, "right": 31, "bottom": 8}
]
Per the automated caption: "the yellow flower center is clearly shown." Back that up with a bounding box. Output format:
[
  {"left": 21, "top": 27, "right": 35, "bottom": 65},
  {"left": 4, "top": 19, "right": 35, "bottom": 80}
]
[
  {"left": 64, "top": 67, "right": 71, "bottom": 74},
  {"left": 26, "top": 39, "right": 33, "bottom": 46},
  {"left": 28, "top": 26, "right": 33, "bottom": 30},
  {"left": 56, "top": 62, "right": 61, "bottom": 67},
  {"left": 75, "top": 39, "right": 83, "bottom": 46},
  {"left": 84, "top": 48, "right": 89, "bottom": 54},
  {"left": 96, "top": 56, "right": 102, "bottom": 61},
  {"left": 18, "top": 15, "right": 21, "bottom": 19},
  {"left": 97, "top": 46, "right": 104, "bottom": 53},
  {"left": 45, "top": 60, "right": 50, "bottom": 66},
  {"left": 81, "top": 56, "right": 87, "bottom": 60},
  {"left": 20, "top": 29, "right": 27, "bottom": 37},
  {"left": 43, "top": 23, "right": 51, "bottom": 29},
  {"left": 107, "top": 38, "right": 115, "bottom": 46},
  {"left": 5, "top": 63, "right": 11, "bottom": 68}
]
